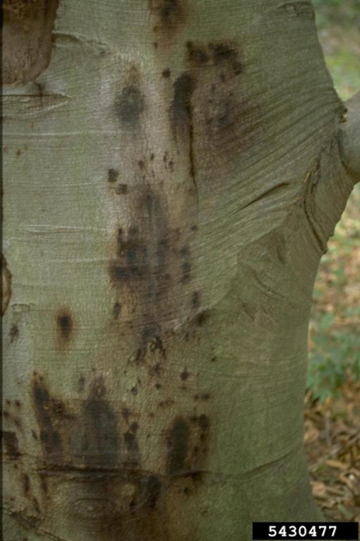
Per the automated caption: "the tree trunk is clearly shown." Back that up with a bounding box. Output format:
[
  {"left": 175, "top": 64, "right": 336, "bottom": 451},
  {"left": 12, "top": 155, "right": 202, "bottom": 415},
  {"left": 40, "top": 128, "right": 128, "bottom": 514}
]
[{"left": 2, "top": 1, "right": 359, "bottom": 540}]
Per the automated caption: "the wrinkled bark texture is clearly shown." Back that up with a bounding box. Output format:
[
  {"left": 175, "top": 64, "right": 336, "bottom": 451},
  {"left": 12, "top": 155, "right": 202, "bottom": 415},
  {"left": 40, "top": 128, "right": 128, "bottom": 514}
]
[{"left": 2, "top": 1, "right": 359, "bottom": 540}]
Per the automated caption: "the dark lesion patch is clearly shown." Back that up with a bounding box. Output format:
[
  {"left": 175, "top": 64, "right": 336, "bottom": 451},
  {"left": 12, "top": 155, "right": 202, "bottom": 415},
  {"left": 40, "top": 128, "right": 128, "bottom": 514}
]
[
  {"left": 75, "top": 376, "right": 120, "bottom": 468},
  {"left": 109, "top": 227, "right": 149, "bottom": 285},
  {"left": 194, "top": 310, "right": 210, "bottom": 327},
  {"left": 149, "top": 0, "right": 187, "bottom": 37},
  {"left": 9, "top": 324, "right": 19, "bottom": 342},
  {"left": 187, "top": 40, "right": 243, "bottom": 75},
  {"left": 31, "top": 374, "right": 65, "bottom": 459},
  {"left": 115, "top": 85, "right": 145, "bottom": 127},
  {"left": 2, "top": 254, "right": 12, "bottom": 316},
  {"left": 166, "top": 417, "right": 189, "bottom": 475},
  {"left": 191, "top": 291, "right": 200, "bottom": 309},
  {"left": 113, "top": 301, "right": 122, "bottom": 319},
  {"left": 108, "top": 169, "right": 119, "bottom": 183},
  {"left": 1, "top": 430, "right": 21, "bottom": 457},
  {"left": 171, "top": 74, "right": 195, "bottom": 137},
  {"left": 56, "top": 309, "right": 73, "bottom": 347},
  {"left": 141, "top": 475, "right": 162, "bottom": 509}
]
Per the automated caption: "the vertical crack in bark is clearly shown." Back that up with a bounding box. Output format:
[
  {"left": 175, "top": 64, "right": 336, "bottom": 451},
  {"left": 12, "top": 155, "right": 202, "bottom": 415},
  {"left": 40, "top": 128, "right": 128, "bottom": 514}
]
[
  {"left": 302, "top": 160, "right": 328, "bottom": 255},
  {"left": 171, "top": 73, "right": 198, "bottom": 202},
  {"left": 188, "top": 102, "right": 199, "bottom": 202}
]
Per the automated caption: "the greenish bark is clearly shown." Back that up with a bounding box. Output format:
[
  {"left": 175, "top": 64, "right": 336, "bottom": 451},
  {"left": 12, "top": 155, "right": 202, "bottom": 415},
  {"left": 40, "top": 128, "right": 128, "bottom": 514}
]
[{"left": 2, "top": 1, "right": 358, "bottom": 540}]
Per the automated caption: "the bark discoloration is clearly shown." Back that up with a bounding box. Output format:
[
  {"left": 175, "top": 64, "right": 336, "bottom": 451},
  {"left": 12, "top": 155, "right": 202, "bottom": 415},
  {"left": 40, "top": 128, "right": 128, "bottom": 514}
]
[
  {"left": 108, "top": 169, "right": 119, "bottom": 183},
  {"left": 113, "top": 301, "right": 122, "bottom": 319},
  {"left": 75, "top": 377, "right": 120, "bottom": 468},
  {"left": 183, "top": 39, "right": 261, "bottom": 183},
  {"left": 187, "top": 40, "right": 243, "bottom": 74},
  {"left": 141, "top": 474, "right": 162, "bottom": 509},
  {"left": 108, "top": 186, "right": 190, "bottom": 345},
  {"left": 56, "top": 310, "right": 73, "bottom": 347},
  {"left": 109, "top": 227, "right": 149, "bottom": 283},
  {"left": 32, "top": 374, "right": 66, "bottom": 459},
  {"left": 26, "top": 373, "right": 212, "bottom": 539},
  {"left": 171, "top": 74, "right": 195, "bottom": 139},
  {"left": 2, "top": 255, "right": 12, "bottom": 316},
  {"left": 115, "top": 184, "right": 128, "bottom": 195},
  {"left": 149, "top": 0, "right": 187, "bottom": 41},
  {"left": 10, "top": 324, "right": 19, "bottom": 342},
  {"left": 2, "top": 430, "right": 21, "bottom": 457},
  {"left": 3, "top": 0, "right": 59, "bottom": 84},
  {"left": 191, "top": 291, "right": 201, "bottom": 309},
  {"left": 115, "top": 85, "right": 145, "bottom": 127},
  {"left": 166, "top": 417, "right": 190, "bottom": 474},
  {"left": 194, "top": 310, "right": 211, "bottom": 327}
]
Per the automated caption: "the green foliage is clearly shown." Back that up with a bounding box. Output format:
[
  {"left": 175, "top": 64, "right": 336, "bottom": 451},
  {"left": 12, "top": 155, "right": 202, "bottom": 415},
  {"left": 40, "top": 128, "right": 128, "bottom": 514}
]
[
  {"left": 307, "top": 188, "right": 360, "bottom": 401},
  {"left": 313, "top": 0, "right": 360, "bottom": 28},
  {"left": 307, "top": 315, "right": 360, "bottom": 403}
]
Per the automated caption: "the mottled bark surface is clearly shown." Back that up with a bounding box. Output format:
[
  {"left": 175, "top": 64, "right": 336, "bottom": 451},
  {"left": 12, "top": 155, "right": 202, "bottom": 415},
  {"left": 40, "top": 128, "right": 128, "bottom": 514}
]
[{"left": 2, "top": 1, "right": 359, "bottom": 540}]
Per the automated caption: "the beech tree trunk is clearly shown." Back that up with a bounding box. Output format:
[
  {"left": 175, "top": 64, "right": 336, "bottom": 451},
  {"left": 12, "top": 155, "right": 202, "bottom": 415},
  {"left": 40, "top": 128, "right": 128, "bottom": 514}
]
[{"left": 2, "top": 1, "right": 360, "bottom": 540}]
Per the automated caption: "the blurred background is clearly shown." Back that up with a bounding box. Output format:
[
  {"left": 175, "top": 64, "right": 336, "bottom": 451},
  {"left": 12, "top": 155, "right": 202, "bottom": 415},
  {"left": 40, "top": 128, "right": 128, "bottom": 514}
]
[{"left": 305, "top": 0, "right": 360, "bottom": 523}]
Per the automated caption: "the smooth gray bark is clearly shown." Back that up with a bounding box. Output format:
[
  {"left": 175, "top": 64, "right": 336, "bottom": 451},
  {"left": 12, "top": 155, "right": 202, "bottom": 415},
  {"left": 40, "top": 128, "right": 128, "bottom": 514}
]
[{"left": 2, "top": 1, "right": 359, "bottom": 540}]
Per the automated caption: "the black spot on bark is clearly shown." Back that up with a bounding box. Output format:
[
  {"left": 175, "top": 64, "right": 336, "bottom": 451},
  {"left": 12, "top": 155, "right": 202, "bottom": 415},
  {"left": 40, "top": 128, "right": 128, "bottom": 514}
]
[
  {"left": 122, "top": 408, "right": 131, "bottom": 422},
  {"left": 180, "top": 369, "right": 189, "bottom": 381},
  {"left": 150, "top": 0, "right": 186, "bottom": 35},
  {"left": 124, "top": 431, "right": 140, "bottom": 462},
  {"left": 194, "top": 310, "right": 210, "bottom": 327},
  {"left": 109, "top": 227, "right": 149, "bottom": 285},
  {"left": 188, "top": 40, "right": 243, "bottom": 75},
  {"left": 23, "top": 473, "right": 31, "bottom": 495},
  {"left": 108, "top": 169, "right": 119, "bottom": 183},
  {"left": 10, "top": 325, "right": 19, "bottom": 342},
  {"left": 57, "top": 312, "right": 72, "bottom": 343},
  {"left": 130, "top": 422, "right": 139, "bottom": 432},
  {"left": 191, "top": 291, "right": 200, "bottom": 308},
  {"left": 187, "top": 42, "right": 210, "bottom": 65},
  {"left": 78, "top": 375, "right": 85, "bottom": 393},
  {"left": 40, "top": 475, "right": 48, "bottom": 494},
  {"left": 1, "top": 430, "right": 20, "bottom": 456},
  {"left": 31, "top": 375, "right": 64, "bottom": 458},
  {"left": 171, "top": 74, "right": 195, "bottom": 136},
  {"left": 148, "top": 335, "right": 166, "bottom": 357},
  {"left": 166, "top": 417, "right": 189, "bottom": 474},
  {"left": 115, "top": 85, "right": 145, "bottom": 126},
  {"left": 113, "top": 302, "right": 122, "bottom": 319},
  {"left": 75, "top": 377, "right": 120, "bottom": 468},
  {"left": 198, "top": 414, "right": 210, "bottom": 432},
  {"left": 115, "top": 184, "right": 128, "bottom": 195},
  {"left": 162, "top": 68, "right": 171, "bottom": 78},
  {"left": 210, "top": 42, "right": 237, "bottom": 63},
  {"left": 141, "top": 475, "right": 162, "bottom": 509}
]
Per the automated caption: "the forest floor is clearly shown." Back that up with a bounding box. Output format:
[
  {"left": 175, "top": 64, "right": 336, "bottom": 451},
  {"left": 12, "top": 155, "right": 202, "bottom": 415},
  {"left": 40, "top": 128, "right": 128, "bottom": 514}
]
[{"left": 304, "top": 15, "right": 360, "bottom": 525}]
